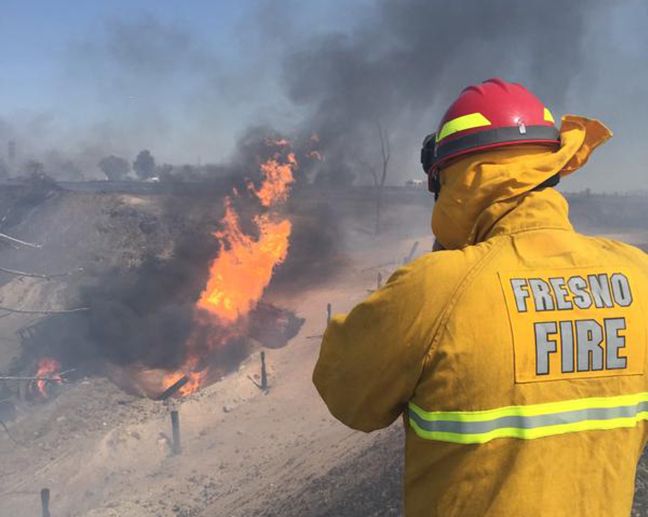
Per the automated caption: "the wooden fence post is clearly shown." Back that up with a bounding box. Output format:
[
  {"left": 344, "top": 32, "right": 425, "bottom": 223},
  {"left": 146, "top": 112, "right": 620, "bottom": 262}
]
[
  {"left": 260, "top": 351, "right": 268, "bottom": 391},
  {"left": 41, "top": 488, "right": 50, "bottom": 517},
  {"left": 170, "top": 410, "right": 181, "bottom": 455}
]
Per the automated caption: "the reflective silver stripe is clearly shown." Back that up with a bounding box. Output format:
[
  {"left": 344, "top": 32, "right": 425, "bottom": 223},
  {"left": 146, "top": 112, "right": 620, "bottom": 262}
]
[{"left": 409, "top": 401, "right": 648, "bottom": 435}]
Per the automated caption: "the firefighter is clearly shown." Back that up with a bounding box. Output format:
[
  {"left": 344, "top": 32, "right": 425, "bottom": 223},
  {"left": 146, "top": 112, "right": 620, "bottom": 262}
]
[{"left": 313, "top": 78, "right": 648, "bottom": 516}]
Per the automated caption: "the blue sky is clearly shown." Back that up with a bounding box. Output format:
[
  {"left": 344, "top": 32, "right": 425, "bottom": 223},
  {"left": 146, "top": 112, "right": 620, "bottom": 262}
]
[
  {"left": 0, "top": 1, "right": 357, "bottom": 114},
  {"left": 0, "top": 1, "right": 356, "bottom": 163},
  {"left": 0, "top": 2, "right": 282, "bottom": 110}
]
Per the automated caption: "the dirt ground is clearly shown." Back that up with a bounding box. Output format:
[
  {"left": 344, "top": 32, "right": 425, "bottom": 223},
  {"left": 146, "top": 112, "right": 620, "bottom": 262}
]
[
  {"left": 1, "top": 187, "right": 648, "bottom": 516},
  {"left": 0, "top": 230, "right": 420, "bottom": 517}
]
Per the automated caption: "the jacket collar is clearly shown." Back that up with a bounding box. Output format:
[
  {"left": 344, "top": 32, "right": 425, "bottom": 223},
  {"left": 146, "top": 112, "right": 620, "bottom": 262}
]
[{"left": 472, "top": 188, "right": 574, "bottom": 244}]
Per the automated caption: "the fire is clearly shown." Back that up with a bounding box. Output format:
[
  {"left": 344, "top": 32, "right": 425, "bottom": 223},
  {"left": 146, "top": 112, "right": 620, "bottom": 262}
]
[
  {"left": 307, "top": 150, "right": 324, "bottom": 161},
  {"left": 162, "top": 369, "right": 206, "bottom": 398},
  {"left": 268, "top": 137, "right": 290, "bottom": 147},
  {"left": 198, "top": 150, "right": 296, "bottom": 323},
  {"left": 196, "top": 202, "right": 292, "bottom": 323},
  {"left": 159, "top": 141, "right": 297, "bottom": 398},
  {"left": 34, "top": 357, "right": 62, "bottom": 398},
  {"left": 255, "top": 153, "right": 297, "bottom": 207}
]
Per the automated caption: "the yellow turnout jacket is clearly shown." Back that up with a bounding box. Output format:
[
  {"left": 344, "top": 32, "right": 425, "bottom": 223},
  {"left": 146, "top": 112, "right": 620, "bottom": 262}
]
[{"left": 313, "top": 116, "right": 648, "bottom": 516}]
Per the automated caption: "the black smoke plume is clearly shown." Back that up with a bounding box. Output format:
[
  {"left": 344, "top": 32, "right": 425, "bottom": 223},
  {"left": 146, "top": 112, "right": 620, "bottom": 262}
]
[{"left": 280, "top": 0, "right": 602, "bottom": 185}]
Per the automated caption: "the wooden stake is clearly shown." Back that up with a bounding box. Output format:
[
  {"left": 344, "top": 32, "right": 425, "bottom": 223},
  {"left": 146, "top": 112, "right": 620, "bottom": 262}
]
[
  {"left": 170, "top": 410, "right": 181, "bottom": 455},
  {"left": 41, "top": 488, "right": 50, "bottom": 517},
  {"left": 377, "top": 272, "right": 382, "bottom": 289},
  {"left": 326, "top": 303, "right": 332, "bottom": 324},
  {"left": 260, "top": 351, "right": 268, "bottom": 391},
  {"left": 157, "top": 375, "right": 189, "bottom": 401}
]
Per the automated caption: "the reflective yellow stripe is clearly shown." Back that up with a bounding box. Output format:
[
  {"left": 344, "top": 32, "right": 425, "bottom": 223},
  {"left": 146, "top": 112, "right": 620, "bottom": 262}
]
[
  {"left": 436, "top": 113, "right": 491, "bottom": 143},
  {"left": 544, "top": 107, "right": 555, "bottom": 123},
  {"left": 410, "top": 392, "right": 648, "bottom": 421},
  {"left": 408, "top": 392, "right": 648, "bottom": 444},
  {"left": 409, "top": 412, "right": 648, "bottom": 445}
]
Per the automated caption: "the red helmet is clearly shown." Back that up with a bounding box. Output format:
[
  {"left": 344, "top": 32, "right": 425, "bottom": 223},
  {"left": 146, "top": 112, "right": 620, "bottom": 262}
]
[{"left": 421, "top": 78, "right": 560, "bottom": 194}]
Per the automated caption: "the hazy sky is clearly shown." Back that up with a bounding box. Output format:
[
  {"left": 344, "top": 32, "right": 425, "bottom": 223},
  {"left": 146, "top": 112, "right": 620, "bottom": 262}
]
[
  {"left": 0, "top": 1, "right": 308, "bottom": 160},
  {"left": 1, "top": 2, "right": 245, "bottom": 111},
  {"left": 0, "top": 1, "right": 647, "bottom": 191}
]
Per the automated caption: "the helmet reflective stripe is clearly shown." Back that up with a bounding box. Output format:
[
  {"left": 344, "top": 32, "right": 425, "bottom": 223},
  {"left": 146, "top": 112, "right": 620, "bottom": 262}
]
[
  {"left": 544, "top": 108, "right": 555, "bottom": 123},
  {"left": 408, "top": 392, "right": 648, "bottom": 444},
  {"left": 436, "top": 112, "right": 491, "bottom": 143},
  {"left": 434, "top": 125, "right": 560, "bottom": 164},
  {"left": 422, "top": 79, "right": 560, "bottom": 178}
]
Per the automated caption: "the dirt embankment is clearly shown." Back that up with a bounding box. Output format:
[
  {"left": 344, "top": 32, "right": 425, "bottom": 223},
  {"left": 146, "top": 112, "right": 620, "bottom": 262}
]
[
  {"left": 0, "top": 230, "right": 413, "bottom": 516},
  {"left": 0, "top": 185, "right": 647, "bottom": 516}
]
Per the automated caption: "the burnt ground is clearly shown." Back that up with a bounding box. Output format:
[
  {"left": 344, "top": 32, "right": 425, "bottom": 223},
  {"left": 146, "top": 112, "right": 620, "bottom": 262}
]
[
  {"left": 259, "top": 434, "right": 648, "bottom": 517},
  {"left": 0, "top": 183, "right": 647, "bottom": 516},
  {"left": 258, "top": 426, "right": 404, "bottom": 517}
]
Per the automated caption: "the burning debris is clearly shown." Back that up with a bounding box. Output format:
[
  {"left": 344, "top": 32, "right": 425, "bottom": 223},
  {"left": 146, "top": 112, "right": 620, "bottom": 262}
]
[
  {"left": 156, "top": 374, "right": 190, "bottom": 401},
  {"left": 158, "top": 140, "right": 297, "bottom": 396},
  {"left": 249, "top": 302, "right": 305, "bottom": 349},
  {"left": 34, "top": 357, "right": 63, "bottom": 398},
  {"left": 0, "top": 357, "right": 72, "bottom": 401},
  {"left": 157, "top": 141, "right": 298, "bottom": 397}
]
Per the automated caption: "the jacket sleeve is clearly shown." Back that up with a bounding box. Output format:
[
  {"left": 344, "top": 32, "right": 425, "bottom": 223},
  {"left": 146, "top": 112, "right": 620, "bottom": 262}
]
[{"left": 312, "top": 260, "right": 440, "bottom": 432}]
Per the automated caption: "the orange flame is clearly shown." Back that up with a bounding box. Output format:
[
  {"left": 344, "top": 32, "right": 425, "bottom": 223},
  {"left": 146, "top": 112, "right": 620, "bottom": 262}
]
[
  {"left": 197, "top": 151, "right": 296, "bottom": 322},
  {"left": 196, "top": 202, "right": 292, "bottom": 323},
  {"left": 255, "top": 152, "right": 297, "bottom": 207},
  {"left": 268, "top": 137, "right": 290, "bottom": 147},
  {"left": 158, "top": 141, "right": 297, "bottom": 398},
  {"left": 35, "top": 357, "right": 62, "bottom": 398}
]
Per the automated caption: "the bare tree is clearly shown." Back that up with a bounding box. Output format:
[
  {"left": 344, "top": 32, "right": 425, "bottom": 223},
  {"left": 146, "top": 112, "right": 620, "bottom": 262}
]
[{"left": 367, "top": 123, "right": 391, "bottom": 235}]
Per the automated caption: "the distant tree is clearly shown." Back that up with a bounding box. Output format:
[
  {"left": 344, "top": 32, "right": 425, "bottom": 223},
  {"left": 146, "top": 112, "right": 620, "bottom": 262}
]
[
  {"left": 133, "top": 150, "right": 156, "bottom": 180},
  {"left": 98, "top": 155, "right": 130, "bottom": 181}
]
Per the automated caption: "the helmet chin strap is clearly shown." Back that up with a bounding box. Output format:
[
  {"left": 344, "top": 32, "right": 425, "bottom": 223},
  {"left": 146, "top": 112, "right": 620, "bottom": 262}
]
[
  {"left": 533, "top": 173, "right": 561, "bottom": 190},
  {"left": 427, "top": 168, "right": 442, "bottom": 200},
  {"left": 432, "top": 239, "right": 445, "bottom": 252}
]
